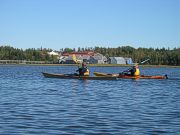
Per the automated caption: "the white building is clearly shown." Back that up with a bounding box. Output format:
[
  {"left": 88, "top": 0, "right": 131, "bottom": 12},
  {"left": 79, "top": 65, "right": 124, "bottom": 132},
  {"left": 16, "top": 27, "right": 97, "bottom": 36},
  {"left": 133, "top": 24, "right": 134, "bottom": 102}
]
[
  {"left": 109, "top": 57, "right": 126, "bottom": 64},
  {"left": 48, "top": 51, "right": 59, "bottom": 56}
]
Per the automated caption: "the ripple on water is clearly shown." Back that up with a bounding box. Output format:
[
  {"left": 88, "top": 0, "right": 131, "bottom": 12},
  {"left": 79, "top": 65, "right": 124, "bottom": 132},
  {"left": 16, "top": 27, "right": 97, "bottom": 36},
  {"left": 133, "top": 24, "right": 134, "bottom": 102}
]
[{"left": 0, "top": 65, "right": 180, "bottom": 134}]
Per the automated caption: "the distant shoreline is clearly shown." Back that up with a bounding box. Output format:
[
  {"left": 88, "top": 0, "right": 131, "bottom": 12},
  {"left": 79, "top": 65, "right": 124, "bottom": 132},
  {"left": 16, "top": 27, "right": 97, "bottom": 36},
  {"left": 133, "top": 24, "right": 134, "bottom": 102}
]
[{"left": 0, "top": 63, "right": 179, "bottom": 68}]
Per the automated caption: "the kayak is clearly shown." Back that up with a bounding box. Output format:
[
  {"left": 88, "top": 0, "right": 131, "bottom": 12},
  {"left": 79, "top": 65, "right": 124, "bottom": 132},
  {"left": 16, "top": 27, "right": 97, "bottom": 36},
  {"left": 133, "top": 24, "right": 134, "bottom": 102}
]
[
  {"left": 93, "top": 72, "right": 168, "bottom": 79},
  {"left": 42, "top": 72, "right": 117, "bottom": 80},
  {"left": 94, "top": 72, "right": 119, "bottom": 77}
]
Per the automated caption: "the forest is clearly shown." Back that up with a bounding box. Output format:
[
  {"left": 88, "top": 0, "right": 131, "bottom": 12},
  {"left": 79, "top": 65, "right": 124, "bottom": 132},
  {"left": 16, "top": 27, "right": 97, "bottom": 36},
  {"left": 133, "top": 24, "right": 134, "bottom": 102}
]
[
  {"left": 0, "top": 46, "right": 56, "bottom": 62},
  {"left": 0, "top": 45, "right": 179, "bottom": 66}
]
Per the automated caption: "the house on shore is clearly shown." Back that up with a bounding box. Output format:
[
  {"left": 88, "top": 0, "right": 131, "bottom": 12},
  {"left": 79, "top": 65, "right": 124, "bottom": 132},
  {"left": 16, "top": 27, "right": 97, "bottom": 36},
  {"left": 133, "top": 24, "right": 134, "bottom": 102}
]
[
  {"left": 109, "top": 57, "right": 126, "bottom": 64},
  {"left": 125, "top": 58, "right": 133, "bottom": 64},
  {"left": 88, "top": 53, "right": 107, "bottom": 64},
  {"left": 48, "top": 51, "right": 59, "bottom": 56},
  {"left": 109, "top": 57, "right": 133, "bottom": 64},
  {"left": 60, "top": 52, "right": 107, "bottom": 64},
  {"left": 60, "top": 52, "right": 94, "bottom": 64},
  {"left": 59, "top": 51, "right": 132, "bottom": 65},
  {"left": 61, "top": 55, "right": 83, "bottom": 64}
]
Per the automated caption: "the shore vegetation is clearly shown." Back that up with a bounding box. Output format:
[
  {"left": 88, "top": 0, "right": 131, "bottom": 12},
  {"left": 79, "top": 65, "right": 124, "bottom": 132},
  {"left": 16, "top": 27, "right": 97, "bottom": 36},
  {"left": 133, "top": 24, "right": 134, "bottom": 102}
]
[{"left": 0, "top": 45, "right": 179, "bottom": 66}]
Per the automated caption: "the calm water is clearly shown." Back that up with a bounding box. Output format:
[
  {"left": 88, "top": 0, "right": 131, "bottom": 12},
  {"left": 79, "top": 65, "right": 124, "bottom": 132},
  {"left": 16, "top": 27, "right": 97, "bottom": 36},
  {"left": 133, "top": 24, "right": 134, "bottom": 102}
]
[{"left": 0, "top": 65, "right": 180, "bottom": 135}]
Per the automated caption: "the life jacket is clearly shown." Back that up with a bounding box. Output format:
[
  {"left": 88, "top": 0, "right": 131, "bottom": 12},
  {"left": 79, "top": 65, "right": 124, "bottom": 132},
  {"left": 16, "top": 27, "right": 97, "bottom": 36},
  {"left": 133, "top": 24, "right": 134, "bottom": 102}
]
[
  {"left": 83, "top": 69, "right": 90, "bottom": 76},
  {"left": 134, "top": 65, "right": 140, "bottom": 76},
  {"left": 78, "top": 67, "right": 90, "bottom": 76}
]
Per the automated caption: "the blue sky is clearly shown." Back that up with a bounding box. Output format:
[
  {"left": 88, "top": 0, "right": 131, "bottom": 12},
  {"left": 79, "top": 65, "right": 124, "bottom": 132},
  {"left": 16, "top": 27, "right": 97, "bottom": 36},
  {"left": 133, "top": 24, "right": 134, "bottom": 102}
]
[{"left": 0, "top": 0, "right": 179, "bottom": 50}]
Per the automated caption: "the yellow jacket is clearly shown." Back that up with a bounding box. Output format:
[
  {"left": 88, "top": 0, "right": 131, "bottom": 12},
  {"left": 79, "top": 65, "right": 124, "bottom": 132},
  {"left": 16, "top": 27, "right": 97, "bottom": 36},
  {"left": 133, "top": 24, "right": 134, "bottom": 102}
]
[
  {"left": 134, "top": 68, "right": 140, "bottom": 76},
  {"left": 84, "top": 69, "right": 90, "bottom": 76}
]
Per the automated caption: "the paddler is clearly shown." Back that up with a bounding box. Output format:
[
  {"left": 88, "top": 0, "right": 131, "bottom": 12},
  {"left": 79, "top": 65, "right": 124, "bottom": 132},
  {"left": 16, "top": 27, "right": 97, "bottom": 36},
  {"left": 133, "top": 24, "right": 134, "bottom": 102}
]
[
  {"left": 121, "top": 64, "right": 140, "bottom": 76},
  {"left": 76, "top": 60, "right": 90, "bottom": 76}
]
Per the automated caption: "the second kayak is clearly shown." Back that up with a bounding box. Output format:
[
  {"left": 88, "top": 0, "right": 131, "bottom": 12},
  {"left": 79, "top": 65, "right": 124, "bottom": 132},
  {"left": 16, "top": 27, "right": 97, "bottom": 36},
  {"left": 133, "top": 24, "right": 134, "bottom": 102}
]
[{"left": 93, "top": 72, "right": 168, "bottom": 79}]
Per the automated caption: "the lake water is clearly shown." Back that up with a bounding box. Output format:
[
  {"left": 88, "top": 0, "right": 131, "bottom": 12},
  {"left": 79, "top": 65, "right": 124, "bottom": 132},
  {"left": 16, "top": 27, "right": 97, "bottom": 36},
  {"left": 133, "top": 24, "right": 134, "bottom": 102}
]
[{"left": 0, "top": 65, "right": 180, "bottom": 135}]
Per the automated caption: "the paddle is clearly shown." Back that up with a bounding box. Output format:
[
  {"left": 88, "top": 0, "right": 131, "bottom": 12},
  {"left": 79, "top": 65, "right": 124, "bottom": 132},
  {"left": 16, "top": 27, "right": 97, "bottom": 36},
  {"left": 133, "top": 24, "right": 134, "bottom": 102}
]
[
  {"left": 74, "top": 65, "right": 81, "bottom": 77},
  {"left": 140, "top": 58, "right": 150, "bottom": 64}
]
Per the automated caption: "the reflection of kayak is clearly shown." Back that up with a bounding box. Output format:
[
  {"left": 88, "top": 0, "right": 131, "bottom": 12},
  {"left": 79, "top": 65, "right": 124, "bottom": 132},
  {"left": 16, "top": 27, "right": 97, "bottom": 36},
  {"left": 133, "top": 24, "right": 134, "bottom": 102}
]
[
  {"left": 42, "top": 72, "right": 117, "bottom": 80},
  {"left": 93, "top": 72, "right": 168, "bottom": 79}
]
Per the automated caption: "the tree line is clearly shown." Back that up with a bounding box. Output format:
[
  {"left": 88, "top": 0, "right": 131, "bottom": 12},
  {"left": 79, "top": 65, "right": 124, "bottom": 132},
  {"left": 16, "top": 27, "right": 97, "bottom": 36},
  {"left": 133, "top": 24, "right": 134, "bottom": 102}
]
[
  {"left": 0, "top": 46, "right": 57, "bottom": 62},
  {"left": 0, "top": 45, "right": 179, "bottom": 65},
  {"left": 93, "top": 46, "right": 180, "bottom": 66}
]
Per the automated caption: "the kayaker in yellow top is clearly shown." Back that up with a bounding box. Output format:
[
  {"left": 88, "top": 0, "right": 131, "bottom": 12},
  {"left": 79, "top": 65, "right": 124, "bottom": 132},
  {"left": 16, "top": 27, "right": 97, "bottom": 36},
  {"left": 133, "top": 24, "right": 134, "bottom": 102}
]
[
  {"left": 133, "top": 64, "right": 140, "bottom": 76},
  {"left": 122, "top": 64, "right": 140, "bottom": 76},
  {"left": 76, "top": 61, "right": 90, "bottom": 76}
]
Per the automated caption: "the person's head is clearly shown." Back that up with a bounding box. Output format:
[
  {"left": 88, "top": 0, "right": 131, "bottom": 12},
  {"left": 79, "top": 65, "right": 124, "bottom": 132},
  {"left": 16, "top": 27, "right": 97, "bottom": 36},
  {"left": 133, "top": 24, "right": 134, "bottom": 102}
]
[
  {"left": 135, "top": 65, "right": 139, "bottom": 68},
  {"left": 133, "top": 64, "right": 139, "bottom": 69},
  {"left": 82, "top": 62, "right": 86, "bottom": 67}
]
